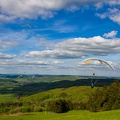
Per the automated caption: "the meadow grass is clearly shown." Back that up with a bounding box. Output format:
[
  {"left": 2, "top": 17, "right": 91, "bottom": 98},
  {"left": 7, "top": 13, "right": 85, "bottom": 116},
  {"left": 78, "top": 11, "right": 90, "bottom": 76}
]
[
  {"left": 0, "top": 110, "right": 120, "bottom": 120},
  {"left": 0, "top": 94, "right": 16, "bottom": 102}
]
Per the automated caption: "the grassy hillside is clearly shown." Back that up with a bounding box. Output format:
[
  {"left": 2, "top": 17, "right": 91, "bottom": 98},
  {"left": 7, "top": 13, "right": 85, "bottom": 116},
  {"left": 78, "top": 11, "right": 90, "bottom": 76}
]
[
  {"left": 0, "top": 110, "right": 120, "bottom": 120},
  {"left": 21, "top": 86, "right": 98, "bottom": 103},
  {"left": 0, "top": 75, "right": 119, "bottom": 115}
]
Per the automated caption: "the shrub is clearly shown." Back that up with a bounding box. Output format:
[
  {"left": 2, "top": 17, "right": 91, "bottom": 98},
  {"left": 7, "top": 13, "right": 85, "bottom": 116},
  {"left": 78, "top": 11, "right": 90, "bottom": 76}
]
[
  {"left": 33, "top": 106, "right": 44, "bottom": 112},
  {"left": 9, "top": 107, "right": 21, "bottom": 114},
  {"left": 0, "top": 107, "right": 10, "bottom": 114},
  {"left": 47, "top": 99, "right": 71, "bottom": 113},
  {"left": 20, "top": 106, "right": 34, "bottom": 113}
]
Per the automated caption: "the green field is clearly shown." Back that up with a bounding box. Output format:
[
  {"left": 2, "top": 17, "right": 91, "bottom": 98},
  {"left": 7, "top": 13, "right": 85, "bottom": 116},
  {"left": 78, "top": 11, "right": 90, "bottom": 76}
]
[
  {"left": 0, "top": 75, "right": 120, "bottom": 119},
  {"left": 0, "top": 94, "right": 16, "bottom": 102},
  {"left": 0, "top": 110, "right": 120, "bottom": 120}
]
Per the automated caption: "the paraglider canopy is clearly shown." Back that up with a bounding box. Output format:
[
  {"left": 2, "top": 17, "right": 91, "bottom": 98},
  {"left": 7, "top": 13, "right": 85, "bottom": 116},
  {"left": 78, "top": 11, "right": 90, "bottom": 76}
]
[
  {"left": 80, "top": 58, "right": 115, "bottom": 72},
  {"left": 25, "top": 24, "right": 31, "bottom": 28},
  {"left": 80, "top": 58, "right": 115, "bottom": 88}
]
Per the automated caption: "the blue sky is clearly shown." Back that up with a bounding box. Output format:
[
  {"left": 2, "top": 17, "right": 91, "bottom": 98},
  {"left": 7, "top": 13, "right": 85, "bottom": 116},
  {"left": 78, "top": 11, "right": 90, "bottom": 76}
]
[{"left": 0, "top": 0, "right": 120, "bottom": 76}]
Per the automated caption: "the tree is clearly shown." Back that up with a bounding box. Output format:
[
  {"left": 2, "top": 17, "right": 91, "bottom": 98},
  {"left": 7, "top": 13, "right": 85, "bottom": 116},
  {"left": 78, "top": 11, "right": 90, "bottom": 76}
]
[
  {"left": 87, "top": 80, "right": 120, "bottom": 112},
  {"left": 48, "top": 99, "right": 71, "bottom": 113}
]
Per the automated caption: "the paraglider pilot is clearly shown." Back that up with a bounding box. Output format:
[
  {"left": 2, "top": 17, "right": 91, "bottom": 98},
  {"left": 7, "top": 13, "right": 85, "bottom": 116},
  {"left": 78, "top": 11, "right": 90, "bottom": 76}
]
[{"left": 91, "top": 80, "right": 94, "bottom": 88}]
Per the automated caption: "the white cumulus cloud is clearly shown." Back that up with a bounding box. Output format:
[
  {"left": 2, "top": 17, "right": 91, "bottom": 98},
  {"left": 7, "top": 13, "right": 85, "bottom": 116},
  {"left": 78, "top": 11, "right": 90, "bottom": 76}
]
[
  {"left": 26, "top": 35, "right": 120, "bottom": 59},
  {"left": 96, "top": 8, "right": 120, "bottom": 25},
  {"left": 0, "top": 53, "right": 16, "bottom": 59},
  {"left": 103, "top": 31, "right": 118, "bottom": 38},
  {"left": 0, "top": 0, "right": 116, "bottom": 21},
  {"left": 0, "top": 40, "right": 18, "bottom": 49}
]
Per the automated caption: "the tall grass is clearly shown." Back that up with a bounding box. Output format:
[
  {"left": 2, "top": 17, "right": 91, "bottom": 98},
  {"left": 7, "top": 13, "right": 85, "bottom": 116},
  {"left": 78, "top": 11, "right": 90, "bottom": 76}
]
[{"left": 0, "top": 110, "right": 120, "bottom": 120}]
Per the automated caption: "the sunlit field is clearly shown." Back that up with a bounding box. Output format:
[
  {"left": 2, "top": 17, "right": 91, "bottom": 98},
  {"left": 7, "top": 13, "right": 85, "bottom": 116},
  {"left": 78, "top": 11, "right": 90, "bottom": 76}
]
[
  {"left": 0, "top": 110, "right": 120, "bottom": 120},
  {"left": 0, "top": 94, "right": 16, "bottom": 102},
  {"left": 0, "top": 75, "right": 120, "bottom": 119}
]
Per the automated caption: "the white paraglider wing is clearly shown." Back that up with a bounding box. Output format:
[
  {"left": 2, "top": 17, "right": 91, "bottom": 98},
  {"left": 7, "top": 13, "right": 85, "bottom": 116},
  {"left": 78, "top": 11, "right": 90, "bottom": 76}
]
[{"left": 80, "top": 58, "right": 115, "bottom": 72}]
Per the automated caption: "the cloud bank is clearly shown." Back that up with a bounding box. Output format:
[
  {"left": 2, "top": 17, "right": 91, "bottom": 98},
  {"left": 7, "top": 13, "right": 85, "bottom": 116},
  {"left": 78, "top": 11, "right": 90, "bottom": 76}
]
[
  {"left": 0, "top": 30, "right": 120, "bottom": 75},
  {"left": 0, "top": 0, "right": 120, "bottom": 24},
  {"left": 0, "top": 30, "right": 120, "bottom": 60},
  {"left": 26, "top": 35, "right": 120, "bottom": 59}
]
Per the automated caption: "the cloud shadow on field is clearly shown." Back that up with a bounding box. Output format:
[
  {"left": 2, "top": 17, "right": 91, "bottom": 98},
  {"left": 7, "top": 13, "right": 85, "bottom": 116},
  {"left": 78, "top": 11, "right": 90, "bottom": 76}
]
[{"left": 0, "top": 75, "right": 117, "bottom": 96}]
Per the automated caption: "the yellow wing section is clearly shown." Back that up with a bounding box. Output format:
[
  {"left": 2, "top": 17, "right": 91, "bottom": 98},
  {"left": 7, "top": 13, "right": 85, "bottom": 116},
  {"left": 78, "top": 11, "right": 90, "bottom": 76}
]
[
  {"left": 80, "top": 58, "right": 115, "bottom": 72},
  {"left": 85, "top": 60, "right": 91, "bottom": 64}
]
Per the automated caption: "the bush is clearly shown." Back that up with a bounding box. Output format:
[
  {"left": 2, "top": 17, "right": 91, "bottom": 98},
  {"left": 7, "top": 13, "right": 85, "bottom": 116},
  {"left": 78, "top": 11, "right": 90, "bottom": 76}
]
[
  {"left": 47, "top": 99, "right": 71, "bottom": 113},
  {"left": 9, "top": 107, "right": 21, "bottom": 114},
  {"left": 33, "top": 106, "right": 44, "bottom": 112},
  {"left": 0, "top": 107, "right": 10, "bottom": 114},
  {"left": 20, "top": 106, "right": 34, "bottom": 113}
]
